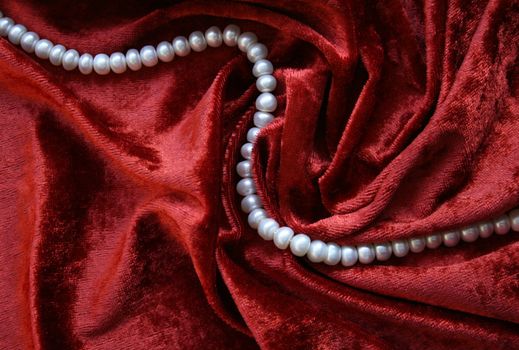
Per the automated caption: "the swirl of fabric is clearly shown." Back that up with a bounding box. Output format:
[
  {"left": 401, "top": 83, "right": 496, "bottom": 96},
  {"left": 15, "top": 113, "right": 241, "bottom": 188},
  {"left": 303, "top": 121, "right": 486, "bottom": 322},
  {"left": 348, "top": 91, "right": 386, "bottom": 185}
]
[{"left": 0, "top": 1, "right": 517, "bottom": 349}]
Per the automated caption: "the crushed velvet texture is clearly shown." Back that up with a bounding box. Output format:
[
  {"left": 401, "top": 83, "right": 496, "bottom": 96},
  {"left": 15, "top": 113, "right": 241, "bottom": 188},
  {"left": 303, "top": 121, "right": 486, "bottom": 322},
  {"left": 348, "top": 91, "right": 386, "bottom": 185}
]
[{"left": 0, "top": 0, "right": 518, "bottom": 349}]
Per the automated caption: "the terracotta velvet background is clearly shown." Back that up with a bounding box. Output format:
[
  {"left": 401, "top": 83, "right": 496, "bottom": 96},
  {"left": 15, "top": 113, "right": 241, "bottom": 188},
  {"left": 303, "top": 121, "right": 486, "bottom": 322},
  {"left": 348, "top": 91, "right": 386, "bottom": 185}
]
[{"left": 0, "top": 0, "right": 518, "bottom": 349}]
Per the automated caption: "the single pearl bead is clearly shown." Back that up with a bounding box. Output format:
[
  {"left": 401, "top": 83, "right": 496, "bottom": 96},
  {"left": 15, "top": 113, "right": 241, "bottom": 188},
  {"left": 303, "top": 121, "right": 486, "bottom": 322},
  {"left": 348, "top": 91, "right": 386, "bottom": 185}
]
[
  {"left": 93, "top": 53, "right": 110, "bottom": 75},
  {"left": 205, "top": 26, "right": 223, "bottom": 47},
  {"left": 247, "top": 208, "right": 267, "bottom": 229},
  {"left": 19, "top": 31, "right": 39, "bottom": 53},
  {"left": 442, "top": 231, "right": 460, "bottom": 247},
  {"left": 247, "top": 127, "right": 260, "bottom": 143},
  {"left": 241, "top": 194, "right": 262, "bottom": 213},
  {"left": 236, "top": 160, "right": 252, "bottom": 178},
  {"left": 252, "top": 59, "right": 274, "bottom": 77},
  {"left": 237, "top": 32, "right": 258, "bottom": 52},
  {"left": 7, "top": 24, "right": 27, "bottom": 45},
  {"left": 392, "top": 240, "right": 409, "bottom": 257},
  {"left": 156, "top": 41, "right": 175, "bottom": 63},
  {"left": 126, "top": 49, "right": 142, "bottom": 71},
  {"left": 478, "top": 221, "right": 494, "bottom": 238},
  {"left": 307, "top": 240, "right": 328, "bottom": 263},
  {"left": 223, "top": 24, "right": 240, "bottom": 46},
  {"left": 408, "top": 237, "right": 426, "bottom": 253},
  {"left": 189, "top": 31, "right": 207, "bottom": 52},
  {"left": 172, "top": 36, "right": 191, "bottom": 56},
  {"left": 341, "top": 246, "right": 358, "bottom": 266},
  {"left": 426, "top": 234, "right": 442, "bottom": 249},
  {"left": 460, "top": 225, "right": 479, "bottom": 242},
  {"left": 240, "top": 143, "right": 253, "bottom": 159},
  {"left": 49, "top": 44, "right": 66, "bottom": 66},
  {"left": 253, "top": 111, "right": 274, "bottom": 128},
  {"left": 256, "top": 75, "right": 277, "bottom": 92},
  {"left": 493, "top": 215, "right": 510, "bottom": 235},
  {"left": 62, "top": 49, "right": 79, "bottom": 71},
  {"left": 255, "top": 92, "right": 277, "bottom": 112},
  {"left": 236, "top": 177, "right": 256, "bottom": 196},
  {"left": 289, "top": 233, "right": 311, "bottom": 257},
  {"left": 357, "top": 244, "right": 376, "bottom": 264},
  {"left": 258, "top": 218, "right": 279, "bottom": 241},
  {"left": 247, "top": 42, "right": 268, "bottom": 63},
  {"left": 509, "top": 209, "right": 519, "bottom": 232},
  {"left": 78, "top": 53, "right": 93, "bottom": 75},
  {"left": 374, "top": 242, "right": 392, "bottom": 261},
  {"left": 273, "top": 227, "right": 294, "bottom": 250},
  {"left": 0, "top": 17, "right": 14, "bottom": 37},
  {"left": 140, "top": 45, "right": 158, "bottom": 67},
  {"left": 324, "top": 243, "right": 342, "bottom": 265},
  {"left": 109, "top": 52, "right": 127, "bottom": 74},
  {"left": 34, "top": 39, "right": 53, "bottom": 59}
]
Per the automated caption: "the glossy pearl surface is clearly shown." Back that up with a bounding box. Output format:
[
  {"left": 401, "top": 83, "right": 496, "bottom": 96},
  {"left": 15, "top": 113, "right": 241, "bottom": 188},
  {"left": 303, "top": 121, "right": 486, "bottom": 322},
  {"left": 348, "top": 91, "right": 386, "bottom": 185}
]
[
  {"left": 223, "top": 24, "right": 240, "bottom": 46},
  {"left": 172, "top": 36, "right": 191, "bottom": 56},
  {"left": 273, "top": 227, "right": 294, "bottom": 250},
  {"left": 49, "top": 44, "right": 66, "bottom": 66},
  {"left": 357, "top": 244, "right": 376, "bottom": 264},
  {"left": 324, "top": 243, "right": 342, "bottom": 265},
  {"left": 341, "top": 246, "right": 358, "bottom": 266},
  {"left": 258, "top": 218, "right": 279, "bottom": 241},
  {"left": 408, "top": 237, "right": 426, "bottom": 253},
  {"left": 156, "top": 41, "right": 174, "bottom": 62},
  {"left": 493, "top": 215, "right": 510, "bottom": 235},
  {"left": 374, "top": 242, "right": 392, "bottom": 261},
  {"left": 7, "top": 24, "right": 26, "bottom": 44},
  {"left": 307, "top": 240, "right": 328, "bottom": 263},
  {"left": 247, "top": 208, "right": 267, "bottom": 229},
  {"left": 237, "top": 32, "right": 258, "bottom": 52},
  {"left": 93, "top": 53, "right": 110, "bottom": 75},
  {"left": 34, "top": 39, "right": 53, "bottom": 59},
  {"left": 20, "top": 31, "right": 39, "bottom": 53},
  {"left": 205, "top": 26, "right": 223, "bottom": 47},
  {"left": 290, "top": 234, "right": 311, "bottom": 257},
  {"left": 78, "top": 53, "right": 93, "bottom": 75},
  {"left": 126, "top": 49, "right": 142, "bottom": 71},
  {"left": 443, "top": 231, "right": 460, "bottom": 247},
  {"left": 62, "top": 49, "right": 79, "bottom": 71},
  {"left": 392, "top": 240, "right": 409, "bottom": 257},
  {"left": 189, "top": 31, "right": 207, "bottom": 52},
  {"left": 253, "top": 59, "right": 274, "bottom": 77}
]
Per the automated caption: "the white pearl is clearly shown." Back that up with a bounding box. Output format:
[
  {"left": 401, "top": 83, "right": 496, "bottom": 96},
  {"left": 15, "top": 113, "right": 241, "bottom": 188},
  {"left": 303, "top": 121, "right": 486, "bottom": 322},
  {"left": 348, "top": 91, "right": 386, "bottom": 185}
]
[
  {"left": 205, "top": 26, "right": 223, "bottom": 47},
  {"left": 408, "top": 237, "right": 426, "bottom": 253},
  {"left": 223, "top": 24, "right": 240, "bottom": 46},
  {"left": 247, "top": 127, "right": 260, "bottom": 143},
  {"left": 478, "top": 221, "right": 494, "bottom": 238},
  {"left": 256, "top": 75, "right": 277, "bottom": 92},
  {"left": 109, "top": 52, "right": 127, "bottom": 74},
  {"left": 237, "top": 32, "right": 258, "bottom": 52},
  {"left": 62, "top": 49, "right": 79, "bottom": 71},
  {"left": 247, "top": 42, "right": 268, "bottom": 63},
  {"left": 509, "top": 209, "right": 519, "bottom": 232},
  {"left": 78, "top": 53, "right": 93, "bottom": 75},
  {"left": 93, "top": 53, "right": 110, "bottom": 75},
  {"left": 247, "top": 208, "right": 267, "bottom": 229},
  {"left": 236, "top": 177, "right": 256, "bottom": 196},
  {"left": 341, "top": 246, "right": 358, "bottom": 266},
  {"left": 426, "top": 234, "right": 442, "bottom": 249},
  {"left": 442, "top": 231, "right": 460, "bottom": 247},
  {"left": 307, "top": 240, "right": 328, "bottom": 263},
  {"left": 126, "top": 49, "right": 142, "bottom": 71},
  {"left": 34, "top": 39, "right": 53, "bottom": 59},
  {"left": 253, "top": 111, "right": 274, "bottom": 128},
  {"left": 49, "top": 44, "right": 66, "bottom": 66},
  {"left": 172, "top": 36, "right": 191, "bottom": 56},
  {"left": 240, "top": 143, "right": 253, "bottom": 159},
  {"left": 236, "top": 160, "right": 252, "bottom": 177},
  {"left": 289, "top": 234, "right": 311, "bottom": 257},
  {"left": 258, "top": 218, "right": 279, "bottom": 240},
  {"left": 374, "top": 242, "right": 392, "bottom": 261},
  {"left": 460, "top": 225, "right": 479, "bottom": 242},
  {"left": 7, "top": 24, "right": 26, "bottom": 45},
  {"left": 392, "top": 240, "right": 409, "bottom": 257},
  {"left": 140, "top": 45, "right": 158, "bottom": 67},
  {"left": 255, "top": 92, "right": 277, "bottom": 112},
  {"left": 273, "top": 227, "right": 294, "bottom": 250},
  {"left": 156, "top": 41, "right": 175, "bottom": 62},
  {"left": 253, "top": 59, "right": 274, "bottom": 77},
  {"left": 240, "top": 194, "right": 262, "bottom": 213},
  {"left": 189, "top": 31, "right": 207, "bottom": 52},
  {"left": 357, "top": 244, "right": 376, "bottom": 264},
  {"left": 324, "top": 243, "right": 341, "bottom": 265},
  {"left": 20, "top": 31, "right": 39, "bottom": 53},
  {"left": 0, "top": 17, "right": 14, "bottom": 37},
  {"left": 493, "top": 215, "right": 510, "bottom": 235}
]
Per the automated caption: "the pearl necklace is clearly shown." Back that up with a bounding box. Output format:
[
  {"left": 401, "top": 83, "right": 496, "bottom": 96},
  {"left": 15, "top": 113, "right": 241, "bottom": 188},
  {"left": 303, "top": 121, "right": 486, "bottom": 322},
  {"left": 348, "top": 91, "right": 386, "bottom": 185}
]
[{"left": 1, "top": 11, "right": 518, "bottom": 267}]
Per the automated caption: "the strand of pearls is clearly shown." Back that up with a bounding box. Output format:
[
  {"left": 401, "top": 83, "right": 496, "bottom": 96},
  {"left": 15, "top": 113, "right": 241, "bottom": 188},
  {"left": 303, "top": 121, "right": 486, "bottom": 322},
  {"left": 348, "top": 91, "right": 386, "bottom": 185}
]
[{"left": 1, "top": 10, "right": 517, "bottom": 266}]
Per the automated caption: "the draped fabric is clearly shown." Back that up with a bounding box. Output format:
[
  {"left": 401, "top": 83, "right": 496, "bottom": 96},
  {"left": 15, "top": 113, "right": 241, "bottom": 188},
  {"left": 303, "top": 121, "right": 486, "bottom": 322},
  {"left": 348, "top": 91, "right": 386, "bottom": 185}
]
[{"left": 0, "top": 0, "right": 518, "bottom": 349}]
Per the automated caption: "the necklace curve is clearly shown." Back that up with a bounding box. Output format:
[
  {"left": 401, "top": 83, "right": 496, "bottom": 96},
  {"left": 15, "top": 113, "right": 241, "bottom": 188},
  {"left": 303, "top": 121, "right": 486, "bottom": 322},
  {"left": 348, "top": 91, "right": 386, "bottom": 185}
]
[{"left": 1, "top": 11, "right": 518, "bottom": 267}]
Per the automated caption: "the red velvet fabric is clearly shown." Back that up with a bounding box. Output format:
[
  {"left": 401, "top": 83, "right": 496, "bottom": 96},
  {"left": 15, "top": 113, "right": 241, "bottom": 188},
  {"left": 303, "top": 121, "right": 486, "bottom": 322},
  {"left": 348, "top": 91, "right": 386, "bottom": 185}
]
[{"left": 0, "top": 0, "right": 518, "bottom": 349}]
